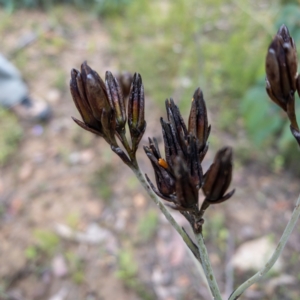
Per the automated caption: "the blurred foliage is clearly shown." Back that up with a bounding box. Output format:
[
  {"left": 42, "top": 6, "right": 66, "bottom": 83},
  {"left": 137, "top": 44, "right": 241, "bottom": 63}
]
[
  {"left": 0, "top": 0, "right": 132, "bottom": 16},
  {"left": 66, "top": 212, "right": 80, "bottom": 229},
  {"left": 116, "top": 249, "right": 138, "bottom": 282},
  {"left": 33, "top": 228, "right": 60, "bottom": 254},
  {"left": 2, "top": 0, "right": 299, "bottom": 170},
  {"left": 241, "top": 3, "right": 300, "bottom": 173},
  {"left": 25, "top": 245, "right": 38, "bottom": 260},
  {"left": 107, "top": 0, "right": 274, "bottom": 114},
  {"left": 116, "top": 248, "right": 154, "bottom": 299},
  {"left": 203, "top": 211, "right": 228, "bottom": 252},
  {"left": 138, "top": 209, "right": 158, "bottom": 241},
  {"left": 240, "top": 78, "right": 283, "bottom": 146},
  {"left": 65, "top": 251, "right": 85, "bottom": 284},
  {"left": 90, "top": 165, "right": 114, "bottom": 202},
  {"left": 106, "top": 0, "right": 300, "bottom": 173},
  {"left": 25, "top": 231, "right": 59, "bottom": 262},
  {"left": 0, "top": 108, "right": 23, "bottom": 165}
]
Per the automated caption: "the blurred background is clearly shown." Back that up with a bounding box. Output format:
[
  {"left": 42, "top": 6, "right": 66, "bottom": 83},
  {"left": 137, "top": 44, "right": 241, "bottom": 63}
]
[{"left": 1, "top": 0, "right": 300, "bottom": 299}]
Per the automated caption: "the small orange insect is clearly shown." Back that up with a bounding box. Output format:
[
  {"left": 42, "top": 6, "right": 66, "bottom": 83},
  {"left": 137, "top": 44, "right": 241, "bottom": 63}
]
[{"left": 158, "top": 158, "right": 168, "bottom": 169}]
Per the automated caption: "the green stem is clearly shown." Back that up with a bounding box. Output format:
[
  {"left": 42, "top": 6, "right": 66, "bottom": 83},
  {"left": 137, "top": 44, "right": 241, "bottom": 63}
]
[
  {"left": 131, "top": 163, "right": 200, "bottom": 260},
  {"left": 229, "top": 194, "right": 300, "bottom": 300},
  {"left": 129, "top": 157, "right": 222, "bottom": 298},
  {"left": 196, "top": 233, "right": 223, "bottom": 300},
  {"left": 187, "top": 247, "right": 214, "bottom": 299}
]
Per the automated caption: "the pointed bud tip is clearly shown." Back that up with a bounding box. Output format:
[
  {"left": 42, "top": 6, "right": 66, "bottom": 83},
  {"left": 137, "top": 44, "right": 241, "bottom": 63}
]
[
  {"left": 277, "top": 24, "right": 291, "bottom": 42},
  {"left": 71, "top": 68, "right": 79, "bottom": 77},
  {"left": 192, "top": 87, "right": 204, "bottom": 103},
  {"left": 81, "top": 60, "right": 92, "bottom": 74},
  {"left": 224, "top": 146, "right": 233, "bottom": 155},
  {"left": 194, "top": 87, "right": 202, "bottom": 97},
  {"left": 105, "top": 70, "right": 113, "bottom": 81},
  {"left": 278, "top": 24, "right": 289, "bottom": 35},
  {"left": 136, "top": 72, "right": 142, "bottom": 81},
  {"left": 132, "top": 72, "right": 142, "bottom": 85},
  {"left": 143, "top": 145, "right": 149, "bottom": 153},
  {"left": 220, "top": 146, "right": 233, "bottom": 162}
]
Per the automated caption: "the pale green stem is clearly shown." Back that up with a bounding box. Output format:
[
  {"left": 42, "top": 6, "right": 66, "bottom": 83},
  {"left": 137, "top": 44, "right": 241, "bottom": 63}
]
[
  {"left": 130, "top": 163, "right": 200, "bottom": 260},
  {"left": 131, "top": 161, "right": 224, "bottom": 299},
  {"left": 196, "top": 233, "right": 223, "bottom": 300},
  {"left": 229, "top": 194, "right": 300, "bottom": 300},
  {"left": 131, "top": 154, "right": 300, "bottom": 300},
  {"left": 188, "top": 247, "right": 214, "bottom": 299}
]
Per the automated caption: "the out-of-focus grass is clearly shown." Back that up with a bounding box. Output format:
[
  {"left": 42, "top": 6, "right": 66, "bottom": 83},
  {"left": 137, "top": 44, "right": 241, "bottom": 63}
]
[
  {"left": 106, "top": 0, "right": 275, "bottom": 118},
  {"left": 107, "top": 0, "right": 300, "bottom": 171},
  {"left": 138, "top": 209, "right": 158, "bottom": 242},
  {"left": 0, "top": 0, "right": 288, "bottom": 168},
  {"left": 90, "top": 165, "right": 115, "bottom": 202},
  {"left": 0, "top": 108, "right": 23, "bottom": 165},
  {"left": 65, "top": 251, "right": 85, "bottom": 284},
  {"left": 0, "top": 0, "right": 132, "bottom": 16},
  {"left": 0, "top": 1, "right": 280, "bottom": 167},
  {"left": 116, "top": 248, "right": 155, "bottom": 299},
  {"left": 239, "top": 3, "right": 300, "bottom": 172}
]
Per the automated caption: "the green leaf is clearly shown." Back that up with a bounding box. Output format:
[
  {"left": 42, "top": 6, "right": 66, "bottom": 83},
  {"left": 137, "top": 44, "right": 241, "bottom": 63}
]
[{"left": 240, "top": 80, "right": 283, "bottom": 146}]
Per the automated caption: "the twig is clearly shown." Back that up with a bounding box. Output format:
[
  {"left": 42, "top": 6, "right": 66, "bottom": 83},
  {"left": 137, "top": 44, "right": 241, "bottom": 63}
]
[
  {"left": 131, "top": 163, "right": 201, "bottom": 260},
  {"left": 229, "top": 194, "right": 300, "bottom": 300},
  {"left": 196, "top": 233, "right": 223, "bottom": 300},
  {"left": 187, "top": 248, "right": 214, "bottom": 299},
  {"left": 225, "top": 232, "right": 234, "bottom": 299}
]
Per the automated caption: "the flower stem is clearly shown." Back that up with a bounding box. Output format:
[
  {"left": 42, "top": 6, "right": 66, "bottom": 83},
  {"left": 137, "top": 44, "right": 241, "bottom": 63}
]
[
  {"left": 196, "top": 233, "right": 223, "bottom": 300},
  {"left": 187, "top": 247, "right": 214, "bottom": 299},
  {"left": 131, "top": 161, "right": 224, "bottom": 299},
  {"left": 131, "top": 163, "right": 200, "bottom": 260},
  {"left": 229, "top": 194, "right": 300, "bottom": 300}
]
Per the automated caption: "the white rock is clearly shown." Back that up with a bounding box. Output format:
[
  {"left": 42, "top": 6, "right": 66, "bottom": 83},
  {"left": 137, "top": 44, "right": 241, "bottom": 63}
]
[
  {"left": 266, "top": 274, "right": 296, "bottom": 294},
  {"left": 54, "top": 223, "right": 114, "bottom": 245},
  {"left": 46, "top": 89, "right": 61, "bottom": 104},
  {"left": 231, "top": 236, "right": 283, "bottom": 272},
  {"left": 48, "top": 288, "right": 68, "bottom": 300},
  {"left": 76, "top": 223, "right": 111, "bottom": 244}
]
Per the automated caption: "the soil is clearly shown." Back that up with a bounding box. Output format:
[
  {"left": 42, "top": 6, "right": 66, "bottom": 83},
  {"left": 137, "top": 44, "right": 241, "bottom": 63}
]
[{"left": 1, "top": 7, "right": 300, "bottom": 300}]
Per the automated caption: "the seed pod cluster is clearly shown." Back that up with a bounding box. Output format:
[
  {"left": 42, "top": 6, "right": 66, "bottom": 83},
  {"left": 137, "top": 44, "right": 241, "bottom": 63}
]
[
  {"left": 70, "top": 62, "right": 117, "bottom": 147},
  {"left": 144, "top": 88, "right": 234, "bottom": 232},
  {"left": 265, "top": 24, "right": 300, "bottom": 144},
  {"left": 70, "top": 62, "right": 145, "bottom": 164},
  {"left": 70, "top": 62, "right": 235, "bottom": 233}
]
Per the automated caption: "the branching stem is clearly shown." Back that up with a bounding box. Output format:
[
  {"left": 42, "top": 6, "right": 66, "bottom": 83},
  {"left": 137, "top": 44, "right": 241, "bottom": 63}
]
[
  {"left": 229, "top": 194, "right": 300, "bottom": 300},
  {"left": 130, "top": 163, "right": 200, "bottom": 260},
  {"left": 196, "top": 233, "right": 223, "bottom": 300},
  {"left": 131, "top": 159, "right": 225, "bottom": 299}
]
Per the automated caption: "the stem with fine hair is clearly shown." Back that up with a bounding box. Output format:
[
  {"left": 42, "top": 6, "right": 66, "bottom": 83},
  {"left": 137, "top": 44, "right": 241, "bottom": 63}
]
[
  {"left": 229, "top": 194, "right": 300, "bottom": 300},
  {"left": 196, "top": 233, "right": 223, "bottom": 300}
]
